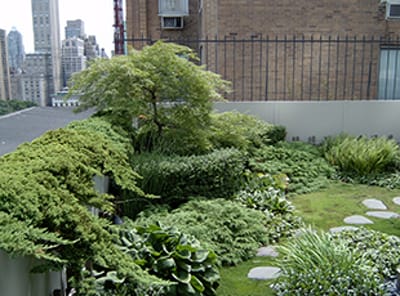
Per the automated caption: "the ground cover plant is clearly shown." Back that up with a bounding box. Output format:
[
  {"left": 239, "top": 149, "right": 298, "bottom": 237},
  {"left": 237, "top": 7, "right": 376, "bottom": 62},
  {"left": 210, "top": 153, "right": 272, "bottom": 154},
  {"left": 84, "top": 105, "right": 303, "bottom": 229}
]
[
  {"left": 249, "top": 141, "right": 335, "bottom": 194},
  {"left": 134, "top": 199, "right": 271, "bottom": 266}
]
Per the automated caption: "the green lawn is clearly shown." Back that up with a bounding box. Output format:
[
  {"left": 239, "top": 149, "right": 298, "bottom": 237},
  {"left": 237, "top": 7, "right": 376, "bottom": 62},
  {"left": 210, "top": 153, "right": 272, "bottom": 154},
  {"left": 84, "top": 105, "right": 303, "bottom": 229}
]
[{"left": 217, "top": 181, "right": 400, "bottom": 295}]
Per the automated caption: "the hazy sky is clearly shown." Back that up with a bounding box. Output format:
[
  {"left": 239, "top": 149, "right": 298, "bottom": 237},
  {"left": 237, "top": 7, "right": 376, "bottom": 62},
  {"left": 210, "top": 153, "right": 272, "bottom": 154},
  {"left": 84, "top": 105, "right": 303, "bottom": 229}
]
[{"left": 0, "top": 0, "right": 115, "bottom": 56}]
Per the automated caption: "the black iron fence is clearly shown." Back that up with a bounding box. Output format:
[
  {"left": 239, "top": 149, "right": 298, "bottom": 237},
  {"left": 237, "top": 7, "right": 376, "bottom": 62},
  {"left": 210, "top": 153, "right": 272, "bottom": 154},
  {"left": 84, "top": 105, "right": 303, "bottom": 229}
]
[{"left": 126, "top": 35, "right": 400, "bottom": 101}]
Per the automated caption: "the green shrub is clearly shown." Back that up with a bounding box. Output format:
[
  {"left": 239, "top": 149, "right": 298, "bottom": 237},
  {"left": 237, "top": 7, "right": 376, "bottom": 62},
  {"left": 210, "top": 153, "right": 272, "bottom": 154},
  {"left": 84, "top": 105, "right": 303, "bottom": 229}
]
[
  {"left": 331, "top": 227, "right": 400, "bottom": 279},
  {"left": 273, "top": 228, "right": 385, "bottom": 295},
  {"left": 208, "top": 111, "right": 274, "bottom": 151},
  {"left": 131, "top": 148, "right": 246, "bottom": 207},
  {"left": 265, "top": 125, "right": 287, "bottom": 145},
  {"left": 135, "top": 199, "right": 269, "bottom": 266},
  {"left": 0, "top": 99, "right": 36, "bottom": 115},
  {"left": 249, "top": 142, "right": 334, "bottom": 194},
  {"left": 114, "top": 220, "right": 220, "bottom": 296},
  {"left": 0, "top": 128, "right": 164, "bottom": 295},
  {"left": 235, "top": 173, "right": 301, "bottom": 242},
  {"left": 323, "top": 135, "right": 400, "bottom": 178}
]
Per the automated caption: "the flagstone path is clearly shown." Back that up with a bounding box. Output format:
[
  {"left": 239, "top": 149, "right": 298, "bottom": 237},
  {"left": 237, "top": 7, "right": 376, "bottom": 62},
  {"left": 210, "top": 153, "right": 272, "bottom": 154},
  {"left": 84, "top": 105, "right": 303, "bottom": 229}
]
[{"left": 248, "top": 196, "right": 400, "bottom": 281}]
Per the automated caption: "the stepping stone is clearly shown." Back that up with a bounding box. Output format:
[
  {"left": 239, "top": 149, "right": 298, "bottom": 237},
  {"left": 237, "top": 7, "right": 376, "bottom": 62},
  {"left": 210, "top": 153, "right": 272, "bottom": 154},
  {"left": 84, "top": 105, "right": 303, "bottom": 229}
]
[
  {"left": 256, "top": 246, "right": 279, "bottom": 257},
  {"left": 247, "top": 266, "right": 281, "bottom": 280},
  {"left": 329, "top": 226, "right": 358, "bottom": 233},
  {"left": 393, "top": 197, "right": 400, "bottom": 206},
  {"left": 366, "top": 211, "right": 400, "bottom": 219},
  {"left": 362, "top": 199, "right": 387, "bottom": 210},
  {"left": 344, "top": 215, "right": 373, "bottom": 225}
]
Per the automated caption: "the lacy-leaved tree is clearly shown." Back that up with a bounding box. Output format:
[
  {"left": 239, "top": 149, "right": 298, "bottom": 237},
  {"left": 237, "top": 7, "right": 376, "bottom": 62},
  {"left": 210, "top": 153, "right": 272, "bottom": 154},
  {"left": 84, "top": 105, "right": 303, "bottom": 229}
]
[{"left": 68, "top": 41, "right": 230, "bottom": 154}]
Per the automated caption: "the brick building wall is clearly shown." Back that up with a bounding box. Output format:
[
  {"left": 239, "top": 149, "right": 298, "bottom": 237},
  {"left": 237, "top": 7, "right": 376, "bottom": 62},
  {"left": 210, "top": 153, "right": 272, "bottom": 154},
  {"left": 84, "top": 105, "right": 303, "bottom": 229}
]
[{"left": 125, "top": 0, "right": 400, "bottom": 100}]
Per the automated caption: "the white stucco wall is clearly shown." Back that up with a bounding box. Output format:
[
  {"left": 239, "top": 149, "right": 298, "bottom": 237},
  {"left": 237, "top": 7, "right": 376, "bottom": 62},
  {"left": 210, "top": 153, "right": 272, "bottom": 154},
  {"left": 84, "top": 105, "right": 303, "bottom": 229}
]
[{"left": 214, "top": 100, "right": 400, "bottom": 143}]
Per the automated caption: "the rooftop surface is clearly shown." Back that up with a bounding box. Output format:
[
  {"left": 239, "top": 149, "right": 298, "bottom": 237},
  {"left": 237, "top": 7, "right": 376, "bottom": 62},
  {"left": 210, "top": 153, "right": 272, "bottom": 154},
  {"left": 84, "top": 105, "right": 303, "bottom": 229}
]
[{"left": 0, "top": 107, "right": 93, "bottom": 156}]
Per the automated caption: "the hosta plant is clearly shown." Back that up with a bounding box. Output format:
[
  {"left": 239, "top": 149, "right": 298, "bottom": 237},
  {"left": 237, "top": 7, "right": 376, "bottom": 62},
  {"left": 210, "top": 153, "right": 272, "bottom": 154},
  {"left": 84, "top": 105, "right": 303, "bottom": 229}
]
[
  {"left": 235, "top": 173, "right": 301, "bottom": 242},
  {"left": 115, "top": 220, "right": 220, "bottom": 296},
  {"left": 135, "top": 199, "right": 269, "bottom": 266}
]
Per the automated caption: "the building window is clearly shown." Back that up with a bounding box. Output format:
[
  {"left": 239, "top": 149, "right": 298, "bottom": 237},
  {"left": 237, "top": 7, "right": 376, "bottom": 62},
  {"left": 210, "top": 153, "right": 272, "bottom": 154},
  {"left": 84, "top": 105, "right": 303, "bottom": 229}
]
[{"left": 378, "top": 48, "right": 400, "bottom": 99}]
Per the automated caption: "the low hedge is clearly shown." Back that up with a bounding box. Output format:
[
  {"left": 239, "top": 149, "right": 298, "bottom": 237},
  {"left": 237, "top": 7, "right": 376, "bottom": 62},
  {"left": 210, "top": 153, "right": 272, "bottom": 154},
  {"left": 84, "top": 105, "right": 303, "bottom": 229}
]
[{"left": 131, "top": 148, "right": 246, "bottom": 206}]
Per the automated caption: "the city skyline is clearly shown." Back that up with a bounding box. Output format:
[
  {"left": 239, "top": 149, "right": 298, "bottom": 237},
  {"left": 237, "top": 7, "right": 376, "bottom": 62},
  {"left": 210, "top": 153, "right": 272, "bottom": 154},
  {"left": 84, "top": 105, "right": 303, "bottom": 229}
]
[{"left": 0, "top": 0, "right": 115, "bottom": 56}]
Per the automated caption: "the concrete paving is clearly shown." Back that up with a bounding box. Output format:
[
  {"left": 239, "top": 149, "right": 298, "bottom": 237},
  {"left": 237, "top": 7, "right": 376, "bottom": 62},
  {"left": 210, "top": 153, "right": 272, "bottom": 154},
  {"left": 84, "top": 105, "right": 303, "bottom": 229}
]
[
  {"left": 362, "top": 199, "right": 387, "bottom": 210},
  {"left": 247, "top": 267, "right": 281, "bottom": 280},
  {"left": 256, "top": 246, "right": 279, "bottom": 257},
  {"left": 393, "top": 197, "right": 400, "bottom": 206},
  {"left": 366, "top": 211, "right": 400, "bottom": 219},
  {"left": 343, "top": 215, "right": 374, "bottom": 225},
  {"left": 0, "top": 107, "right": 93, "bottom": 156}
]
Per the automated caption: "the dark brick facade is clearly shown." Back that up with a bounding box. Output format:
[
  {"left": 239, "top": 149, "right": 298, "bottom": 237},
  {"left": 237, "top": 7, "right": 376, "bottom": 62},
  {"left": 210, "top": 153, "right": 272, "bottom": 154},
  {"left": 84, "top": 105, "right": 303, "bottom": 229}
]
[{"left": 125, "top": 0, "right": 400, "bottom": 100}]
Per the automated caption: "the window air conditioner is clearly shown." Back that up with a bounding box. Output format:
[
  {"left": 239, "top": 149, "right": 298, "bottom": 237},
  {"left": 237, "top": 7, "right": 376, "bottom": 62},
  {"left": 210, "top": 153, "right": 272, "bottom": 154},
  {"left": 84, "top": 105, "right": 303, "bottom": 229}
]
[{"left": 161, "top": 16, "right": 184, "bottom": 29}]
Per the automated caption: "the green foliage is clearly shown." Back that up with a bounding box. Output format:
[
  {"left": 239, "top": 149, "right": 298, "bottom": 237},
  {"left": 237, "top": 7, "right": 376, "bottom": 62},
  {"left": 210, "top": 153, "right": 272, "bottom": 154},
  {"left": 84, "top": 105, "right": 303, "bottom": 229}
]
[
  {"left": 115, "top": 220, "right": 220, "bottom": 296},
  {"left": 0, "top": 99, "right": 36, "bottom": 115},
  {"left": 135, "top": 199, "right": 269, "bottom": 266},
  {"left": 208, "top": 111, "right": 274, "bottom": 151},
  {"left": 0, "top": 127, "right": 166, "bottom": 294},
  {"left": 68, "top": 41, "right": 230, "bottom": 154},
  {"left": 131, "top": 149, "right": 246, "bottom": 207},
  {"left": 331, "top": 227, "right": 400, "bottom": 279},
  {"left": 323, "top": 134, "right": 400, "bottom": 178},
  {"left": 235, "top": 173, "right": 301, "bottom": 242},
  {"left": 273, "top": 228, "right": 385, "bottom": 295},
  {"left": 249, "top": 142, "right": 334, "bottom": 194},
  {"left": 264, "top": 125, "right": 287, "bottom": 145}
]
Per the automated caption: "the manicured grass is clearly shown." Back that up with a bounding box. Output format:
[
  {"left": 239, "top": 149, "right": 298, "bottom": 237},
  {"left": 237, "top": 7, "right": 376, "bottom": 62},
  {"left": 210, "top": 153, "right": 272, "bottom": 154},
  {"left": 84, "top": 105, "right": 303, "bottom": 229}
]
[
  {"left": 217, "top": 256, "right": 277, "bottom": 296},
  {"left": 291, "top": 181, "right": 400, "bottom": 236}
]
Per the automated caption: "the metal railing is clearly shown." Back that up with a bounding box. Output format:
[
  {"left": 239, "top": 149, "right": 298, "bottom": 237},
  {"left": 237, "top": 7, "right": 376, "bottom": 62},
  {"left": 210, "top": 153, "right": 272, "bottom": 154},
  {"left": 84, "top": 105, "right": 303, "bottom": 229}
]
[{"left": 126, "top": 35, "right": 400, "bottom": 101}]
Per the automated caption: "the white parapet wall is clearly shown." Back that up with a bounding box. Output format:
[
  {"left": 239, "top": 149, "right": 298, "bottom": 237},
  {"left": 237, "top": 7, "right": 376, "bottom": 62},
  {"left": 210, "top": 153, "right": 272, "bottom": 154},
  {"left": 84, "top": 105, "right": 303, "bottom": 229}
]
[
  {"left": 214, "top": 100, "right": 400, "bottom": 143},
  {"left": 0, "top": 251, "right": 65, "bottom": 296}
]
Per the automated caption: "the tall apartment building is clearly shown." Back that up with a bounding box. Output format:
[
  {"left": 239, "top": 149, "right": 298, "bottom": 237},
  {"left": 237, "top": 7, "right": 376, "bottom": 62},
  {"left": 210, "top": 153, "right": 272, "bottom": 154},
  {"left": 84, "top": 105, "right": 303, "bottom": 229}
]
[
  {"left": 62, "top": 37, "right": 86, "bottom": 86},
  {"left": 126, "top": 0, "right": 400, "bottom": 100},
  {"left": 65, "top": 19, "right": 85, "bottom": 39},
  {"left": 0, "top": 29, "right": 11, "bottom": 100},
  {"left": 30, "top": 0, "right": 62, "bottom": 105},
  {"left": 7, "top": 28, "right": 25, "bottom": 73}
]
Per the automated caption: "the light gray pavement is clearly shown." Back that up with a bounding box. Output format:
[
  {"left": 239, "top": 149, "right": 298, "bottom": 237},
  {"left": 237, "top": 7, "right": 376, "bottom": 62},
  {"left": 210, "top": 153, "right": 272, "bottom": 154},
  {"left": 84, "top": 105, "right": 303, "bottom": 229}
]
[{"left": 0, "top": 107, "right": 93, "bottom": 156}]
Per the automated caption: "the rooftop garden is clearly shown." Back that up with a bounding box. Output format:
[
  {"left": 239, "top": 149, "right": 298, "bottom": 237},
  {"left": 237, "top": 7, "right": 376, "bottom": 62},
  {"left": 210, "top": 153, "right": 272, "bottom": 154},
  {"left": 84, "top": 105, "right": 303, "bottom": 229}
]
[{"left": 1, "top": 41, "right": 400, "bottom": 295}]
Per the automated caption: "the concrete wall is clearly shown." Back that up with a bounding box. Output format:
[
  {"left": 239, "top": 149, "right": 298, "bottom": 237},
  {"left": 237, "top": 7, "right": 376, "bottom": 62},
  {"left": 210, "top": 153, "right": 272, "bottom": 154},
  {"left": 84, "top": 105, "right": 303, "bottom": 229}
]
[
  {"left": 214, "top": 100, "right": 400, "bottom": 143},
  {"left": 0, "top": 251, "right": 64, "bottom": 296}
]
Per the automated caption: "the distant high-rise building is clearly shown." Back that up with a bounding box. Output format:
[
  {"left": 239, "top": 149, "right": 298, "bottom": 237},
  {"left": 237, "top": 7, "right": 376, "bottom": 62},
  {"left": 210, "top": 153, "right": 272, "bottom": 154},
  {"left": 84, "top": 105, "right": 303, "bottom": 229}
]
[
  {"left": 84, "top": 35, "right": 100, "bottom": 61},
  {"left": 0, "top": 29, "right": 11, "bottom": 100},
  {"left": 7, "top": 28, "right": 25, "bottom": 72},
  {"left": 65, "top": 19, "right": 85, "bottom": 39},
  {"left": 30, "top": 0, "right": 62, "bottom": 105},
  {"left": 62, "top": 37, "right": 86, "bottom": 86},
  {"left": 22, "top": 53, "right": 50, "bottom": 106}
]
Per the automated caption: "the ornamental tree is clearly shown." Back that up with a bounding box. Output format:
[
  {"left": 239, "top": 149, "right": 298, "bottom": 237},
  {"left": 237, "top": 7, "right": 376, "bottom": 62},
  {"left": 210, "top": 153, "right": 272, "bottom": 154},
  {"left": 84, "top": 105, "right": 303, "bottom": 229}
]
[{"left": 68, "top": 41, "right": 230, "bottom": 154}]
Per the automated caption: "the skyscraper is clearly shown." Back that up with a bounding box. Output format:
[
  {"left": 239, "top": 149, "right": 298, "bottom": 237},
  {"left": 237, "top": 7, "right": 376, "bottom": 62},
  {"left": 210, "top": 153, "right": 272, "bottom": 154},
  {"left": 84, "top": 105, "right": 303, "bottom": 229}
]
[
  {"left": 7, "top": 28, "right": 25, "bottom": 73},
  {"left": 65, "top": 19, "right": 85, "bottom": 39},
  {"left": 31, "top": 0, "right": 62, "bottom": 104},
  {"left": 62, "top": 37, "right": 86, "bottom": 86},
  {"left": 0, "top": 29, "right": 11, "bottom": 100}
]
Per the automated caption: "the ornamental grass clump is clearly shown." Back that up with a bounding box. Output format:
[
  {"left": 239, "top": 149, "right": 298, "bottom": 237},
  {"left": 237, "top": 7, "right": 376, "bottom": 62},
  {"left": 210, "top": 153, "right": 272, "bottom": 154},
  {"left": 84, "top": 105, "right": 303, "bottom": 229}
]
[
  {"left": 273, "top": 228, "right": 385, "bottom": 295},
  {"left": 323, "top": 135, "right": 400, "bottom": 178}
]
